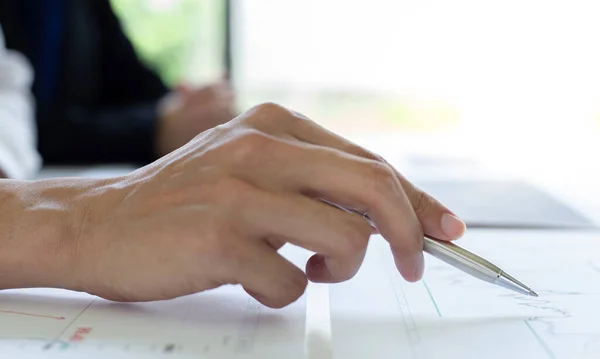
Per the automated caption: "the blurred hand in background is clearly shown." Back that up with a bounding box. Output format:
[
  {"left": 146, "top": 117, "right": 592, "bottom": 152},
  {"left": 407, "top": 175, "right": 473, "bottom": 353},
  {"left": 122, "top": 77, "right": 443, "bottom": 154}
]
[{"left": 156, "top": 80, "right": 237, "bottom": 156}]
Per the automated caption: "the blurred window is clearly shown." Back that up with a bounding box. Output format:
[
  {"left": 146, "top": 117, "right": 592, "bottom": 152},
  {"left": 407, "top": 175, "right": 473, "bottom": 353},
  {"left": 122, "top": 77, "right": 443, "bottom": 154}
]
[
  {"left": 112, "top": 0, "right": 225, "bottom": 86},
  {"left": 115, "top": 0, "right": 600, "bottom": 160}
]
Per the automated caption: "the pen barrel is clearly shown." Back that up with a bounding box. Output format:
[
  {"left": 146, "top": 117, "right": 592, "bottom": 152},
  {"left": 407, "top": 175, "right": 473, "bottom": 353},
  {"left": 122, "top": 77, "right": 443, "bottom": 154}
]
[{"left": 423, "top": 237, "right": 500, "bottom": 284}]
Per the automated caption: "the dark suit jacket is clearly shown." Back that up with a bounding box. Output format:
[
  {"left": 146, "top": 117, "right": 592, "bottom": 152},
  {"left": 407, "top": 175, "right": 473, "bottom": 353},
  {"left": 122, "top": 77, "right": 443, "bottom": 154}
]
[{"left": 0, "top": 0, "right": 169, "bottom": 164}]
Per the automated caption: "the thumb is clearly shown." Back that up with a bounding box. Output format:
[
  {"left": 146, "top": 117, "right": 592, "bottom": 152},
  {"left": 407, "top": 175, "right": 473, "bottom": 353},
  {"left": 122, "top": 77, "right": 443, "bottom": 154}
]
[{"left": 406, "top": 186, "right": 466, "bottom": 241}]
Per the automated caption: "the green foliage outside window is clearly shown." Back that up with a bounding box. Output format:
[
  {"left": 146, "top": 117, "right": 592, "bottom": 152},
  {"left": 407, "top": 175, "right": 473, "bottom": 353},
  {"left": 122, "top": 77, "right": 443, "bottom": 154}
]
[{"left": 111, "top": 0, "right": 224, "bottom": 86}]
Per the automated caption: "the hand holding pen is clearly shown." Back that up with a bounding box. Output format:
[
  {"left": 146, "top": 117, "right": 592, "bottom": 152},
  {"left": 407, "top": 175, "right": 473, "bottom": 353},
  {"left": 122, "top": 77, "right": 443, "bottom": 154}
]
[{"left": 2, "top": 103, "right": 473, "bottom": 307}]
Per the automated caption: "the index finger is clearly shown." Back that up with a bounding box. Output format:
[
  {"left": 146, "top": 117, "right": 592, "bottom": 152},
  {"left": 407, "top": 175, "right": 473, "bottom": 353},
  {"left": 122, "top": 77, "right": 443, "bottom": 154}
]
[
  {"left": 286, "top": 111, "right": 466, "bottom": 242},
  {"left": 238, "top": 139, "right": 426, "bottom": 282}
]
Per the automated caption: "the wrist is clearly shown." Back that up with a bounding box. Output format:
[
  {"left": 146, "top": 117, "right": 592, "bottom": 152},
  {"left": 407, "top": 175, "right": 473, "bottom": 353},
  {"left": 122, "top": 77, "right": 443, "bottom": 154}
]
[{"left": 0, "top": 178, "right": 117, "bottom": 291}]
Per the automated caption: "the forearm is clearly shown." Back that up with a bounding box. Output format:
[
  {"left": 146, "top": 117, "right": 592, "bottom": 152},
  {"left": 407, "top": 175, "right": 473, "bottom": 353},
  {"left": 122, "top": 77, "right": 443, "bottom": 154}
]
[{"left": 0, "top": 178, "right": 101, "bottom": 290}]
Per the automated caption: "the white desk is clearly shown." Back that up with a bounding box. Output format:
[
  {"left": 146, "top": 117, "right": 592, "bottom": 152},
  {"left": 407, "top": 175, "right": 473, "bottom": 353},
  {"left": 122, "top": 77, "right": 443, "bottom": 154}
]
[{"left": 37, "top": 165, "right": 137, "bottom": 180}]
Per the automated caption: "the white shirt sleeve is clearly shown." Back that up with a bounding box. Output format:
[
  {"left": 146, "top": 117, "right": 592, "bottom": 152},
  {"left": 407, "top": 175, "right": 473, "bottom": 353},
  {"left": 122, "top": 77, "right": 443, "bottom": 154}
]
[{"left": 0, "top": 27, "right": 42, "bottom": 179}]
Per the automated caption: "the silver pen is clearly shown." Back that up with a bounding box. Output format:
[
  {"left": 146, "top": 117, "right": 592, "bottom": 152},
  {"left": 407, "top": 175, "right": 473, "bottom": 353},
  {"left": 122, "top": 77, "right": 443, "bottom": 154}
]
[
  {"left": 330, "top": 203, "right": 538, "bottom": 297},
  {"left": 422, "top": 236, "right": 538, "bottom": 297}
]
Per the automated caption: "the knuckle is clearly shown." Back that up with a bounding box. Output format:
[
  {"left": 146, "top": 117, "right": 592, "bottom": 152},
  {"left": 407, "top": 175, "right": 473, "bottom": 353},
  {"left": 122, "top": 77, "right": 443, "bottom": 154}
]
[
  {"left": 291, "top": 110, "right": 311, "bottom": 122},
  {"left": 246, "top": 102, "right": 296, "bottom": 128},
  {"left": 286, "top": 111, "right": 320, "bottom": 134},
  {"left": 366, "top": 161, "right": 398, "bottom": 198},
  {"left": 346, "top": 143, "right": 385, "bottom": 162},
  {"left": 361, "top": 148, "right": 385, "bottom": 162},
  {"left": 340, "top": 221, "right": 370, "bottom": 255},
  {"left": 253, "top": 102, "right": 288, "bottom": 116},
  {"left": 283, "top": 109, "right": 306, "bottom": 126},
  {"left": 392, "top": 228, "right": 424, "bottom": 256},
  {"left": 413, "top": 189, "right": 431, "bottom": 217}
]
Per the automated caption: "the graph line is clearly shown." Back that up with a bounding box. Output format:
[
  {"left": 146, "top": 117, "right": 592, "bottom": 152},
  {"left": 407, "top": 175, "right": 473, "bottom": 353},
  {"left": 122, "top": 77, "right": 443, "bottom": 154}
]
[
  {"left": 588, "top": 261, "right": 600, "bottom": 275},
  {"left": 422, "top": 280, "right": 442, "bottom": 317},
  {"left": 524, "top": 320, "right": 556, "bottom": 359},
  {"left": 54, "top": 299, "right": 96, "bottom": 343},
  {"left": 0, "top": 309, "right": 65, "bottom": 320}
]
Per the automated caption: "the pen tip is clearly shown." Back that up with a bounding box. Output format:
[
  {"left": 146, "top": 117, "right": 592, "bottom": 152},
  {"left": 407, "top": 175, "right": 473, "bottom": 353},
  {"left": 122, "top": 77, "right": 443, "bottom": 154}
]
[{"left": 529, "top": 290, "right": 539, "bottom": 297}]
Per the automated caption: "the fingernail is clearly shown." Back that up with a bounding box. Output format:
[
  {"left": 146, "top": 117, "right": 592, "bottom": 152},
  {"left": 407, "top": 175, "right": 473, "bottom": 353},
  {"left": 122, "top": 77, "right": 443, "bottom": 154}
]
[{"left": 441, "top": 213, "right": 467, "bottom": 239}]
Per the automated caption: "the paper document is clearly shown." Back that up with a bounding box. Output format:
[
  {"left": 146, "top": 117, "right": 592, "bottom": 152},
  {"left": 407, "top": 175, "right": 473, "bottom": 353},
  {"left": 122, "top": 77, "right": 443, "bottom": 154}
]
[
  {"left": 331, "top": 229, "right": 600, "bottom": 359},
  {"left": 2, "top": 229, "right": 600, "bottom": 358},
  {"left": 37, "top": 166, "right": 136, "bottom": 180},
  {"left": 0, "top": 246, "right": 312, "bottom": 358}
]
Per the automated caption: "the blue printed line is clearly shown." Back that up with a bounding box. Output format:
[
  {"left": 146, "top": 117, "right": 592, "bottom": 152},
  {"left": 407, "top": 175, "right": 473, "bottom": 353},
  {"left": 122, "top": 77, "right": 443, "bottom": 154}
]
[
  {"left": 524, "top": 320, "right": 556, "bottom": 359},
  {"left": 423, "top": 279, "right": 442, "bottom": 317}
]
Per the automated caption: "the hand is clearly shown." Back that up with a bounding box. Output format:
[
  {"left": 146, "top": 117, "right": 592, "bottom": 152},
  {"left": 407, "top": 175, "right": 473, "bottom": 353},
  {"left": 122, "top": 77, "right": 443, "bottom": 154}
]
[
  {"left": 155, "top": 81, "right": 237, "bottom": 156},
  {"left": 3, "top": 103, "right": 465, "bottom": 308}
]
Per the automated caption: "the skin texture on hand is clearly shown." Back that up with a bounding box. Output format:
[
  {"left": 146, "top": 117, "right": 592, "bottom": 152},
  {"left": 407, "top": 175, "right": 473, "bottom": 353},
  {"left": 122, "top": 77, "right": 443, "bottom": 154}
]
[
  {"left": 0, "top": 103, "right": 466, "bottom": 308},
  {"left": 155, "top": 81, "right": 237, "bottom": 157}
]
